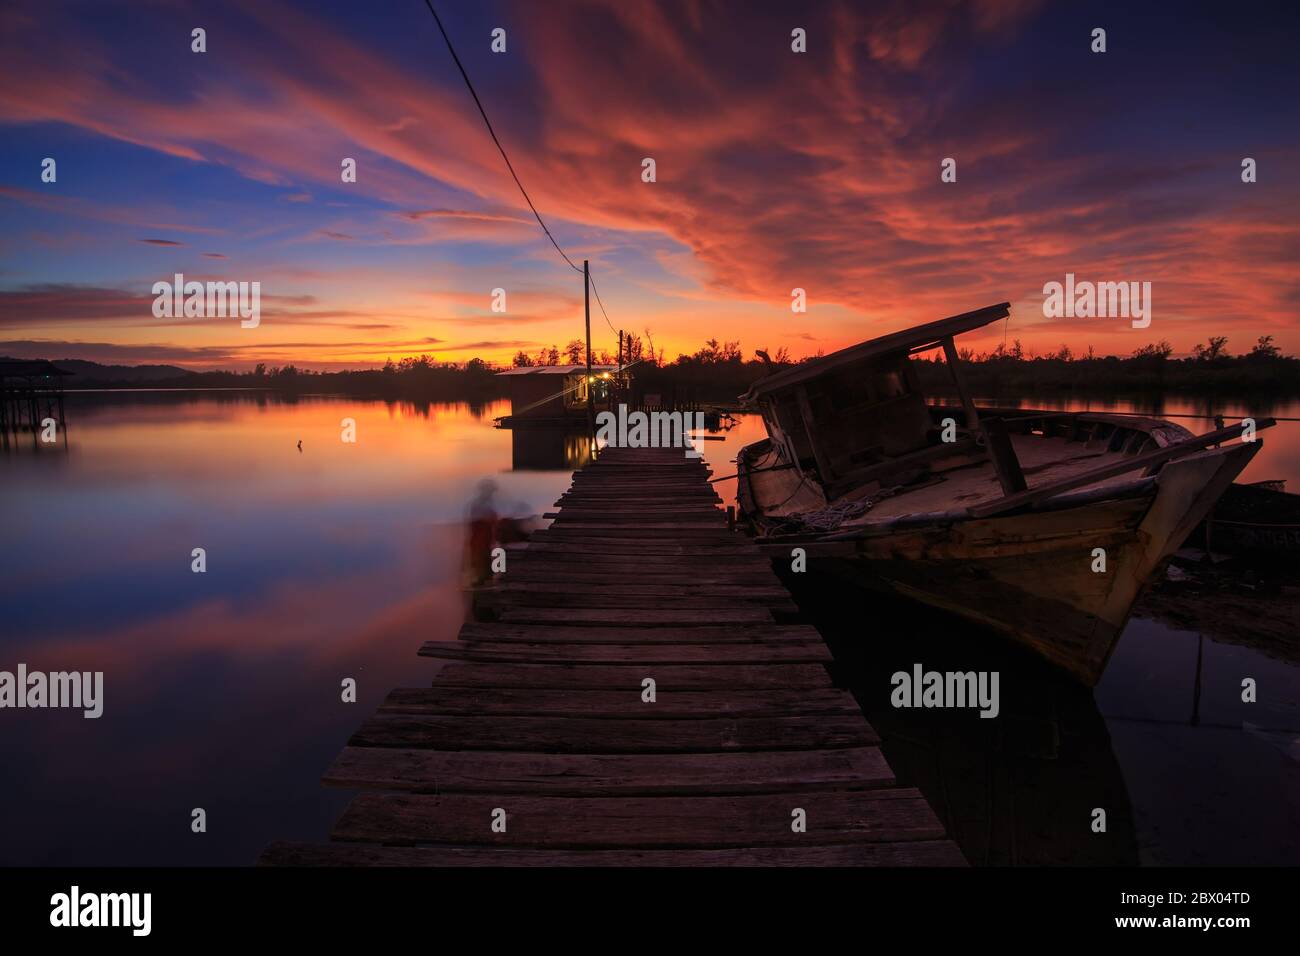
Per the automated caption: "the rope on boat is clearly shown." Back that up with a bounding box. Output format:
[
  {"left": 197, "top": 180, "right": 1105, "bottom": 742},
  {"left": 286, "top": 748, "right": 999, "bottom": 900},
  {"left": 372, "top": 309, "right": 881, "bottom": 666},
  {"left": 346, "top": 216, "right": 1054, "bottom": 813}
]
[{"left": 764, "top": 488, "right": 900, "bottom": 534}]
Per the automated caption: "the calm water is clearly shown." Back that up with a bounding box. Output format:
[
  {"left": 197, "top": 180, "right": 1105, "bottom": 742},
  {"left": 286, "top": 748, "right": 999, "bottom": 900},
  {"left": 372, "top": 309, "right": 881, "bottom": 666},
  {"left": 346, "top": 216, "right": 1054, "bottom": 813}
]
[{"left": 1, "top": 391, "right": 1297, "bottom": 865}]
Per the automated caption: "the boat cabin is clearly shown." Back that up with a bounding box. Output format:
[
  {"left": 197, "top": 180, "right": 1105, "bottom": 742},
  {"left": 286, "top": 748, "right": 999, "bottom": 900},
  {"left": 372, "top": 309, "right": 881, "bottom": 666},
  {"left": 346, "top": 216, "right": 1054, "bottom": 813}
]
[{"left": 740, "top": 304, "right": 1010, "bottom": 499}]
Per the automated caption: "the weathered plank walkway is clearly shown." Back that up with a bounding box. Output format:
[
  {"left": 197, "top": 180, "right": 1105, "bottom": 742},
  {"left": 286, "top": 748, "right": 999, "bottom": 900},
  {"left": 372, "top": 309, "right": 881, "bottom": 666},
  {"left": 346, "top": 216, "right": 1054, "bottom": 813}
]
[{"left": 261, "top": 445, "right": 963, "bottom": 866}]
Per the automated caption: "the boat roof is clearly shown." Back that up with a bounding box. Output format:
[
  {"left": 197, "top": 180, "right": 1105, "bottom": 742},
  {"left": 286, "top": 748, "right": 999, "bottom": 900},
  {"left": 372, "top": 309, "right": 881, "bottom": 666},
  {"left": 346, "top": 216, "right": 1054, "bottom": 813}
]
[
  {"left": 741, "top": 302, "right": 1010, "bottom": 400},
  {"left": 497, "top": 364, "right": 622, "bottom": 376}
]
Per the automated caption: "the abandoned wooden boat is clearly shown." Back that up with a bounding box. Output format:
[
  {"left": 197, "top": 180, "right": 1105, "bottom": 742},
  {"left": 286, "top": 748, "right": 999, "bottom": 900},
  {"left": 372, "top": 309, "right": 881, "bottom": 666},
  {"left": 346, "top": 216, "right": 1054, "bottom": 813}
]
[
  {"left": 736, "top": 303, "right": 1272, "bottom": 685},
  {"left": 1193, "top": 480, "right": 1300, "bottom": 557}
]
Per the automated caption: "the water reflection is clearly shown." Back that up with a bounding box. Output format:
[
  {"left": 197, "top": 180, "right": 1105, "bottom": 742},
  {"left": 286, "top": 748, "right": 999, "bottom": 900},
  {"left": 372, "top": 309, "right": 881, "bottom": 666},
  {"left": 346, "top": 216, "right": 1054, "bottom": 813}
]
[
  {"left": 788, "top": 570, "right": 1140, "bottom": 865},
  {"left": 0, "top": 392, "right": 570, "bottom": 865},
  {"left": 0, "top": 390, "right": 1296, "bottom": 866},
  {"left": 508, "top": 425, "right": 595, "bottom": 471}
]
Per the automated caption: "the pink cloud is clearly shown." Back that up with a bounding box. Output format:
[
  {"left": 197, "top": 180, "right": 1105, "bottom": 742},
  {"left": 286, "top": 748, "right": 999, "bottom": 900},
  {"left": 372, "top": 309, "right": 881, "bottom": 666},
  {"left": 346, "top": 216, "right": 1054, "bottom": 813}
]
[{"left": 1, "top": 0, "right": 1296, "bottom": 362}]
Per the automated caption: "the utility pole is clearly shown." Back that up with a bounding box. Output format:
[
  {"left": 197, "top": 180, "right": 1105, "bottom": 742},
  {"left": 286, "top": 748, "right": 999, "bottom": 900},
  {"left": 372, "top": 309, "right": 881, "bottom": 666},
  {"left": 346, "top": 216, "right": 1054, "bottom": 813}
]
[{"left": 584, "top": 260, "right": 594, "bottom": 443}]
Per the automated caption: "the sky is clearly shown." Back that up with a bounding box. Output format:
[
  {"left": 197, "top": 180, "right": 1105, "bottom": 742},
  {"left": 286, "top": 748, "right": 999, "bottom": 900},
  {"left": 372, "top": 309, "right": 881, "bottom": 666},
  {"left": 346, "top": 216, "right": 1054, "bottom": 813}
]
[{"left": 0, "top": 0, "right": 1297, "bottom": 371}]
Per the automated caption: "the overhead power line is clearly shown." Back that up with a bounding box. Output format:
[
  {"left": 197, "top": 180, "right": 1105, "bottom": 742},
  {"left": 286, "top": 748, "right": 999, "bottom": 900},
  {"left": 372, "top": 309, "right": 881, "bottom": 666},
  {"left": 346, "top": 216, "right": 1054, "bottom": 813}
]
[
  {"left": 587, "top": 270, "right": 618, "bottom": 336},
  {"left": 421, "top": 0, "right": 583, "bottom": 274},
  {"left": 420, "top": 0, "right": 629, "bottom": 359}
]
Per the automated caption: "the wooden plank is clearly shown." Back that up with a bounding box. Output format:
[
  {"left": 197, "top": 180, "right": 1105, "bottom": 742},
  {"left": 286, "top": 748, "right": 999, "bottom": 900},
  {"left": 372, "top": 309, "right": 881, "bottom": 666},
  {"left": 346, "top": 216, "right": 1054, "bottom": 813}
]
[
  {"left": 431, "top": 662, "right": 835, "bottom": 690},
  {"left": 539, "top": 526, "right": 738, "bottom": 536},
  {"left": 378, "top": 685, "right": 862, "bottom": 718},
  {"left": 582, "top": 462, "right": 707, "bottom": 468},
  {"left": 549, "top": 520, "right": 728, "bottom": 527},
  {"left": 506, "top": 544, "right": 772, "bottom": 563},
  {"left": 552, "top": 496, "right": 721, "bottom": 503},
  {"left": 418, "top": 640, "right": 830, "bottom": 664},
  {"left": 478, "top": 591, "right": 798, "bottom": 612},
  {"left": 497, "top": 607, "right": 777, "bottom": 626},
  {"left": 539, "top": 514, "right": 729, "bottom": 522},
  {"left": 795, "top": 384, "right": 837, "bottom": 483},
  {"left": 496, "top": 575, "right": 786, "bottom": 590},
  {"left": 941, "top": 335, "right": 980, "bottom": 430},
  {"left": 550, "top": 501, "right": 723, "bottom": 510},
  {"left": 559, "top": 491, "right": 722, "bottom": 499},
  {"left": 525, "top": 538, "right": 755, "bottom": 551},
  {"left": 503, "top": 558, "right": 772, "bottom": 573},
  {"left": 454, "top": 623, "right": 820, "bottom": 644},
  {"left": 509, "top": 538, "right": 753, "bottom": 549},
  {"left": 826, "top": 437, "right": 979, "bottom": 498},
  {"left": 322, "top": 745, "right": 891, "bottom": 794},
  {"left": 558, "top": 498, "right": 722, "bottom": 506},
  {"left": 533, "top": 522, "right": 748, "bottom": 538},
  {"left": 348, "top": 711, "right": 876, "bottom": 752},
  {"left": 563, "top": 482, "right": 713, "bottom": 489},
  {"left": 484, "top": 581, "right": 791, "bottom": 598},
  {"left": 261, "top": 838, "right": 966, "bottom": 867},
  {"left": 981, "top": 416, "right": 1028, "bottom": 495},
  {"left": 562, "top": 482, "right": 719, "bottom": 489},
  {"left": 548, "top": 514, "right": 724, "bottom": 523},
  {"left": 552, "top": 508, "right": 723, "bottom": 515},
  {"left": 500, "top": 568, "right": 784, "bottom": 586},
  {"left": 563, "top": 486, "right": 717, "bottom": 493},
  {"left": 563, "top": 502, "right": 721, "bottom": 508},
  {"left": 569, "top": 474, "right": 712, "bottom": 482},
  {"left": 559, "top": 488, "right": 721, "bottom": 497},
  {"left": 331, "top": 789, "right": 946, "bottom": 848}
]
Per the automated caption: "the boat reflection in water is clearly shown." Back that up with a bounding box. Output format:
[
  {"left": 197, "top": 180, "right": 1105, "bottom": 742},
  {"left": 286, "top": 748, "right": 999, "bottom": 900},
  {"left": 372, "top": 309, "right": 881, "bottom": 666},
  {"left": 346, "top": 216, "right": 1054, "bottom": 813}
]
[{"left": 790, "top": 565, "right": 1140, "bottom": 866}]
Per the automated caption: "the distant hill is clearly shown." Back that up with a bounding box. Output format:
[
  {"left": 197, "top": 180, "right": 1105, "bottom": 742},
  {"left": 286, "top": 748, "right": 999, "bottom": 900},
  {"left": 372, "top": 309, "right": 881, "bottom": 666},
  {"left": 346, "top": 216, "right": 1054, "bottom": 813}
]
[
  {"left": 2, "top": 357, "right": 197, "bottom": 384},
  {"left": 0, "top": 355, "right": 508, "bottom": 399}
]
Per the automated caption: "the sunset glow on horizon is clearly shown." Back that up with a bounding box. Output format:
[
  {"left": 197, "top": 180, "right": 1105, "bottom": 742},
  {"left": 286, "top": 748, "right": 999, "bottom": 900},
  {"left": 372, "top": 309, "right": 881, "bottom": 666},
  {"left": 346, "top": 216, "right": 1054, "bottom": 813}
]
[{"left": 2, "top": 0, "right": 1298, "bottom": 371}]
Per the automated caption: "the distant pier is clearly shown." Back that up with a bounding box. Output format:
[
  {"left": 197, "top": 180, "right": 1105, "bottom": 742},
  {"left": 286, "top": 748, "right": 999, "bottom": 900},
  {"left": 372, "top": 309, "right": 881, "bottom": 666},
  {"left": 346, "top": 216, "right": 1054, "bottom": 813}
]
[
  {"left": 0, "top": 360, "right": 70, "bottom": 450},
  {"left": 262, "top": 445, "right": 961, "bottom": 866}
]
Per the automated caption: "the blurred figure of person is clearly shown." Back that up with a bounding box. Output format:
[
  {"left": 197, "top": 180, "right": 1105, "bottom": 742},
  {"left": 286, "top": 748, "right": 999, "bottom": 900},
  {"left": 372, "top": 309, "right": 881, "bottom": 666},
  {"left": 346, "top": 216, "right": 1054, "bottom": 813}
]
[{"left": 465, "top": 478, "right": 500, "bottom": 586}]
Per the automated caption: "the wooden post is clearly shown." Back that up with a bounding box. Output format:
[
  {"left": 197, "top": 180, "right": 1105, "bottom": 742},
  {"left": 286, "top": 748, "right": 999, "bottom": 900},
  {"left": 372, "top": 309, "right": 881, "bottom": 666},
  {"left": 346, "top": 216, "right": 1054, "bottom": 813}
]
[
  {"left": 981, "top": 416, "right": 1027, "bottom": 496},
  {"left": 584, "top": 260, "right": 594, "bottom": 442},
  {"left": 941, "top": 336, "right": 979, "bottom": 431},
  {"left": 795, "top": 385, "right": 835, "bottom": 486}
]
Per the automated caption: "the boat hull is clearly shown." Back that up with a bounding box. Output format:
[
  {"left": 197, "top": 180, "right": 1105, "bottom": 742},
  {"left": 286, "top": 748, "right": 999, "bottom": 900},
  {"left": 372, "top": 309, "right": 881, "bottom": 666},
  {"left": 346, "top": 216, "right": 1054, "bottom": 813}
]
[{"left": 741, "top": 440, "right": 1260, "bottom": 685}]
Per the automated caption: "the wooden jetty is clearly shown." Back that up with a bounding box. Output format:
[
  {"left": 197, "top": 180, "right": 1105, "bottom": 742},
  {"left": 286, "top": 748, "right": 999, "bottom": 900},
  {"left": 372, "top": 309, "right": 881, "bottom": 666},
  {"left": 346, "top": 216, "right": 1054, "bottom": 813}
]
[
  {"left": 0, "top": 359, "right": 70, "bottom": 450},
  {"left": 261, "top": 446, "right": 963, "bottom": 866}
]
